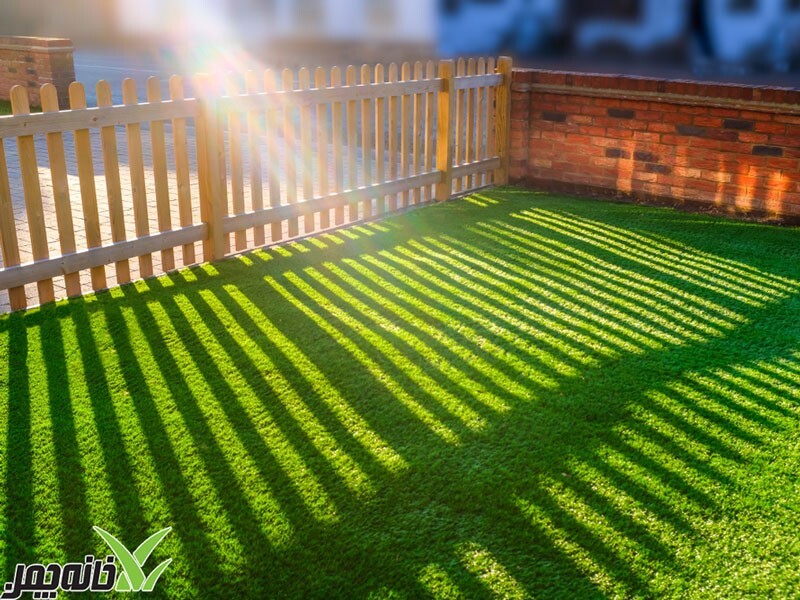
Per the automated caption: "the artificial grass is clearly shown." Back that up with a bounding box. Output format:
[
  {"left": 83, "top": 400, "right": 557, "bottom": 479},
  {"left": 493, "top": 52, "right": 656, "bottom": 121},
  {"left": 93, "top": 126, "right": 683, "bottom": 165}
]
[{"left": 1, "top": 187, "right": 800, "bottom": 598}]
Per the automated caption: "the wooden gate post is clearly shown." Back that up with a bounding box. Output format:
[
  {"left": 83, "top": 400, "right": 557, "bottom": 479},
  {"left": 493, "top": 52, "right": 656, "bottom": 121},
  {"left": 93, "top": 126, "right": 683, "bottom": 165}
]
[
  {"left": 195, "top": 75, "right": 227, "bottom": 262},
  {"left": 494, "top": 56, "right": 513, "bottom": 185},
  {"left": 435, "top": 59, "right": 455, "bottom": 201}
]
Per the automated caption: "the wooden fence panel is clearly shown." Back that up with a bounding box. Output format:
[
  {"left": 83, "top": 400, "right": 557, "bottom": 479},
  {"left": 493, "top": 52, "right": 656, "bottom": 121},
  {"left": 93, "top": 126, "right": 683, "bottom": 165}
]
[{"left": 0, "top": 57, "right": 511, "bottom": 310}]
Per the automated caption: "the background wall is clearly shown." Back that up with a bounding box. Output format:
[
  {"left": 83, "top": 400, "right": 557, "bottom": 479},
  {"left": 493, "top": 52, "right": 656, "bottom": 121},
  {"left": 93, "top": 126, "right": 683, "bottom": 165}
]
[{"left": 509, "top": 69, "right": 800, "bottom": 220}]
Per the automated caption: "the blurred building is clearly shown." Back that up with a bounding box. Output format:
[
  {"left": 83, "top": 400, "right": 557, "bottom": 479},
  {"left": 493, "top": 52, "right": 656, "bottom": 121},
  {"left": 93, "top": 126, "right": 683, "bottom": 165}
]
[
  {"left": 3, "top": 0, "right": 800, "bottom": 72},
  {"left": 439, "top": 0, "right": 800, "bottom": 72},
  {"left": 0, "top": 0, "right": 436, "bottom": 66}
]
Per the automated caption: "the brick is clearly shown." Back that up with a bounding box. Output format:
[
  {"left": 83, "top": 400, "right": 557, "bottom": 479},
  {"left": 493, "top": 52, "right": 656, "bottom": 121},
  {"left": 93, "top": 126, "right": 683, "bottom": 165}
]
[
  {"left": 753, "top": 145, "right": 783, "bottom": 157},
  {"left": 755, "top": 121, "right": 787, "bottom": 134},
  {"left": 723, "top": 118, "right": 755, "bottom": 131},
  {"left": 634, "top": 150, "right": 658, "bottom": 162},
  {"left": 605, "top": 148, "right": 630, "bottom": 159},
  {"left": 645, "top": 163, "right": 671, "bottom": 175},
  {"left": 541, "top": 111, "right": 567, "bottom": 123},
  {"left": 738, "top": 132, "right": 770, "bottom": 144},
  {"left": 632, "top": 131, "right": 661, "bottom": 144},
  {"left": 605, "top": 128, "right": 634, "bottom": 139},
  {"left": 647, "top": 122, "right": 673, "bottom": 133},
  {"left": 694, "top": 116, "right": 723, "bottom": 127},
  {"left": 608, "top": 108, "right": 635, "bottom": 119}
]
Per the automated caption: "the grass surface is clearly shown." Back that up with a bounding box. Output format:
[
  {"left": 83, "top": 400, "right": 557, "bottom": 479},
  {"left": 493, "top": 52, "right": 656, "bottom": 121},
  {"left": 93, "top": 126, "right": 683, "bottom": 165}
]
[{"left": 2, "top": 188, "right": 800, "bottom": 598}]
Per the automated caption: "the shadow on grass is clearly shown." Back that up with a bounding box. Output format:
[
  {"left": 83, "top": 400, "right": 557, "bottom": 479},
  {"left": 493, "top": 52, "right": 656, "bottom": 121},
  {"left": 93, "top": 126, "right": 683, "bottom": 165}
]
[{"left": 2, "top": 188, "right": 800, "bottom": 598}]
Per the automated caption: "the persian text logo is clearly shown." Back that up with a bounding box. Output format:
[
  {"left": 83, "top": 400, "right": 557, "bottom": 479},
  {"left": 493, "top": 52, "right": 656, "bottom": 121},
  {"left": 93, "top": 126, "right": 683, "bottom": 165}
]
[{"left": 0, "top": 526, "right": 172, "bottom": 599}]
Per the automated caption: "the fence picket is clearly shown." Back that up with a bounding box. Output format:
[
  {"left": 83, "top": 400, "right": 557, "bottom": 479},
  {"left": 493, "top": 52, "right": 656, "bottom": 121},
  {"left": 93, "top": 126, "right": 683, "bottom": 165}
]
[
  {"left": 454, "top": 58, "right": 466, "bottom": 194},
  {"left": 168, "top": 75, "right": 196, "bottom": 264},
  {"left": 331, "top": 66, "right": 344, "bottom": 226},
  {"left": 360, "top": 64, "right": 373, "bottom": 219},
  {"left": 121, "top": 78, "right": 154, "bottom": 277},
  {"left": 412, "top": 61, "right": 423, "bottom": 205},
  {"left": 40, "top": 84, "right": 81, "bottom": 297},
  {"left": 244, "top": 70, "right": 265, "bottom": 247},
  {"left": 424, "top": 60, "right": 435, "bottom": 201},
  {"left": 387, "top": 62, "right": 398, "bottom": 212},
  {"left": 346, "top": 65, "right": 358, "bottom": 222},
  {"left": 96, "top": 81, "right": 132, "bottom": 284},
  {"left": 374, "top": 63, "right": 386, "bottom": 215},
  {"left": 226, "top": 74, "right": 247, "bottom": 251},
  {"left": 466, "top": 58, "right": 476, "bottom": 190},
  {"left": 0, "top": 138, "right": 26, "bottom": 309},
  {"left": 147, "top": 77, "right": 175, "bottom": 271},
  {"left": 11, "top": 86, "right": 55, "bottom": 304},
  {"left": 299, "top": 68, "right": 315, "bottom": 234},
  {"left": 476, "top": 58, "right": 486, "bottom": 188},
  {"left": 400, "top": 62, "right": 411, "bottom": 208},
  {"left": 486, "top": 57, "right": 496, "bottom": 186},
  {"left": 315, "top": 67, "right": 330, "bottom": 230},
  {"left": 282, "top": 68, "right": 299, "bottom": 238},
  {"left": 264, "top": 69, "right": 282, "bottom": 243}
]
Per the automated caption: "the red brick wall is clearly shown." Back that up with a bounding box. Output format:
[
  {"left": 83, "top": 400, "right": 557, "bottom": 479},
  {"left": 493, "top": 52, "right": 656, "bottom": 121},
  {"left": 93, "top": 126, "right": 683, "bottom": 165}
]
[
  {"left": 510, "top": 69, "right": 800, "bottom": 220},
  {"left": 0, "top": 36, "right": 75, "bottom": 108}
]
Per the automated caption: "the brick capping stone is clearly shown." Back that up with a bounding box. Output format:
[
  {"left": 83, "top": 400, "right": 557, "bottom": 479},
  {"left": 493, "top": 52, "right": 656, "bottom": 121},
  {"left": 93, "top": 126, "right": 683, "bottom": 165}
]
[
  {"left": 510, "top": 68, "right": 800, "bottom": 221},
  {"left": 0, "top": 35, "right": 74, "bottom": 107}
]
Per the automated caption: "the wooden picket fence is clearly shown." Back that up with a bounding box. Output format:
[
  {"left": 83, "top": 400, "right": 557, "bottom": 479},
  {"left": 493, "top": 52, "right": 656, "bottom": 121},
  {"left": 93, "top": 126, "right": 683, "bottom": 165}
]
[{"left": 0, "top": 56, "right": 511, "bottom": 311}]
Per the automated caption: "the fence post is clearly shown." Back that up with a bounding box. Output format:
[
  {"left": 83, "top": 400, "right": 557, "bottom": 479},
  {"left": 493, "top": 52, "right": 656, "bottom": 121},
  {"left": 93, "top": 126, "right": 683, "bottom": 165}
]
[
  {"left": 195, "top": 75, "right": 227, "bottom": 262},
  {"left": 494, "top": 56, "right": 513, "bottom": 185},
  {"left": 435, "top": 59, "right": 455, "bottom": 201}
]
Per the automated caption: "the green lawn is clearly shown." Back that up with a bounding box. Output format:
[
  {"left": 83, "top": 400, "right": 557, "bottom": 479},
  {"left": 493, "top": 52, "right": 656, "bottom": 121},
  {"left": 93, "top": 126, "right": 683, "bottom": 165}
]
[
  {"left": 2, "top": 188, "right": 800, "bottom": 598},
  {"left": 0, "top": 100, "right": 11, "bottom": 116}
]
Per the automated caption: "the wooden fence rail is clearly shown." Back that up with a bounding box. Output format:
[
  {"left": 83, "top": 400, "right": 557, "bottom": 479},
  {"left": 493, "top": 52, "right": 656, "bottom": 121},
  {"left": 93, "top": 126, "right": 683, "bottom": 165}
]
[{"left": 0, "top": 57, "right": 511, "bottom": 311}]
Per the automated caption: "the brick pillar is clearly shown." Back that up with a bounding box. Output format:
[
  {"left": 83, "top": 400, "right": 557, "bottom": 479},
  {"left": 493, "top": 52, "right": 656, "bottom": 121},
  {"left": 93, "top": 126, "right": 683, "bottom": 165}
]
[{"left": 0, "top": 36, "right": 75, "bottom": 108}]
